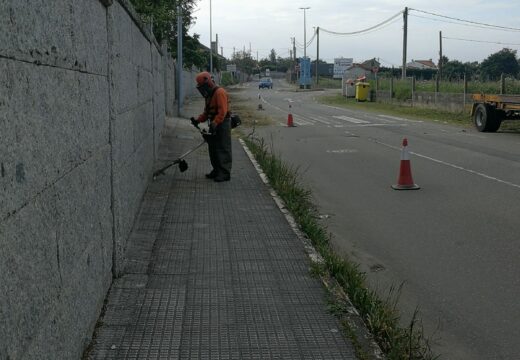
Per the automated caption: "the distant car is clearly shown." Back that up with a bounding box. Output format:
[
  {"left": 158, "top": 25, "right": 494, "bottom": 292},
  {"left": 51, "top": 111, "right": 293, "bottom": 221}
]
[{"left": 259, "top": 77, "right": 273, "bottom": 89}]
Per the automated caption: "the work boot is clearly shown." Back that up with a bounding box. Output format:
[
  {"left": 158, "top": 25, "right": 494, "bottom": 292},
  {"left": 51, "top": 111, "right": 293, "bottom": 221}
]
[{"left": 205, "top": 170, "right": 217, "bottom": 179}]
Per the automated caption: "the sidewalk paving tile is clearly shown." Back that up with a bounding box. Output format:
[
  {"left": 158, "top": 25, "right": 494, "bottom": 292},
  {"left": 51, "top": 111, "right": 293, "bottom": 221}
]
[{"left": 86, "top": 112, "right": 358, "bottom": 359}]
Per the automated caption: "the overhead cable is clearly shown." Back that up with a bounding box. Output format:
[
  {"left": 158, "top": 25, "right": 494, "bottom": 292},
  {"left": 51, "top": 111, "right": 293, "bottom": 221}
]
[
  {"left": 443, "top": 36, "right": 520, "bottom": 47},
  {"left": 294, "top": 28, "right": 318, "bottom": 49},
  {"left": 320, "top": 10, "right": 403, "bottom": 36},
  {"left": 409, "top": 8, "right": 520, "bottom": 32},
  {"left": 409, "top": 13, "right": 502, "bottom": 31},
  {"left": 305, "top": 29, "right": 317, "bottom": 47}
]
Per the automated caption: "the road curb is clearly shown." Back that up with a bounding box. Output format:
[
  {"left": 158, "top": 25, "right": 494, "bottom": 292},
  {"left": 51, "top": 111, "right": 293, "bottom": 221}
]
[{"left": 239, "top": 137, "right": 385, "bottom": 360}]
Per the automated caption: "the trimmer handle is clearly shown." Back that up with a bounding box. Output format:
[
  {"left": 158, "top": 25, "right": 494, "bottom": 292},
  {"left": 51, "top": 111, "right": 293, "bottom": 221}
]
[{"left": 190, "top": 117, "right": 200, "bottom": 129}]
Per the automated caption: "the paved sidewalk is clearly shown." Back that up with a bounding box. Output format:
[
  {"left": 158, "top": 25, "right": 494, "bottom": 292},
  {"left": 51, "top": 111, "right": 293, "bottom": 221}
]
[{"left": 86, "top": 101, "right": 358, "bottom": 359}]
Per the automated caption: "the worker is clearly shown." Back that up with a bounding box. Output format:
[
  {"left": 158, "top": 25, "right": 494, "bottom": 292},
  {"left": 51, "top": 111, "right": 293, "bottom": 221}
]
[{"left": 191, "top": 71, "right": 232, "bottom": 182}]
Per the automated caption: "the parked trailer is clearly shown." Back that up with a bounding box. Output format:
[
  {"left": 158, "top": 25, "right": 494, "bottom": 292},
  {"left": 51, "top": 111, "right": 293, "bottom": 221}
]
[{"left": 471, "top": 94, "right": 520, "bottom": 132}]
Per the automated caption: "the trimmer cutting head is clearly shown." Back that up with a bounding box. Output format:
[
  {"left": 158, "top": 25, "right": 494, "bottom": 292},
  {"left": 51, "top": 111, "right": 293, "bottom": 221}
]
[{"left": 178, "top": 159, "right": 188, "bottom": 172}]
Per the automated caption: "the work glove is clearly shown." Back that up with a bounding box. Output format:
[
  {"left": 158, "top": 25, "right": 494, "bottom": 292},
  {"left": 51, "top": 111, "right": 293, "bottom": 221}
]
[{"left": 190, "top": 117, "right": 199, "bottom": 128}]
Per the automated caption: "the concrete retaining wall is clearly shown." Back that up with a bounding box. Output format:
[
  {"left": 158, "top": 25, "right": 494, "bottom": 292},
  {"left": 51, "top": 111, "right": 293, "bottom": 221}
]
[{"left": 0, "top": 0, "right": 177, "bottom": 358}]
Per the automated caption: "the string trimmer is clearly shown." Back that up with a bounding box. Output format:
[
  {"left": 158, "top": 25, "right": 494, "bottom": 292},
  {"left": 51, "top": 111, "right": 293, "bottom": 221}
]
[{"left": 152, "top": 120, "right": 211, "bottom": 180}]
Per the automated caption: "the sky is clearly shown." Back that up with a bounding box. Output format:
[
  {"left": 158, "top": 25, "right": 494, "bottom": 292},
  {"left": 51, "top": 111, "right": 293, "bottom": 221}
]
[{"left": 189, "top": 0, "right": 520, "bottom": 67}]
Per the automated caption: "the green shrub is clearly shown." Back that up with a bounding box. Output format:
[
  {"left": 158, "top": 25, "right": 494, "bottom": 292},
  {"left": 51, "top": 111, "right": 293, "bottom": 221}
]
[{"left": 220, "top": 71, "right": 235, "bottom": 86}]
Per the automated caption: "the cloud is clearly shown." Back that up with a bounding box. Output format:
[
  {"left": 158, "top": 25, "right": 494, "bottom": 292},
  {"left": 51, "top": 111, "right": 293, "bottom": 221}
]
[{"left": 190, "top": 0, "right": 520, "bottom": 63}]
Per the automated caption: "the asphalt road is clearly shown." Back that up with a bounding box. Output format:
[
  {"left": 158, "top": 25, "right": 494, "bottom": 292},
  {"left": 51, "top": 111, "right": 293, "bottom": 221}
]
[{"left": 238, "top": 78, "right": 520, "bottom": 359}]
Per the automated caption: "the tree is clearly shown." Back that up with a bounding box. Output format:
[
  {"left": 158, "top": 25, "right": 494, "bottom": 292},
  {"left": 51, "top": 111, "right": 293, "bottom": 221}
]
[
  {"left": 276, "top": 56, "right": 294, "bottom": 72},
  {"left": 269, "top": 49, "right": 277, "bottom": 64},
  {"left": 439, "top": 55, "right": 449, "bottom": 69},
  {"left": 231, "top": 51, "right": 256, "bottom": 76},
  {"left": 480, "top": 48, "right": 519, "bottom": 80},
  {"left": 129, "top": 0, "right": 209, "bottom": 69},
  {"left": 443, "top": 60, "right": 465, "bottom": 80},
  {"left": 463, "top": 61, "right": 479, "bottom": 79}
]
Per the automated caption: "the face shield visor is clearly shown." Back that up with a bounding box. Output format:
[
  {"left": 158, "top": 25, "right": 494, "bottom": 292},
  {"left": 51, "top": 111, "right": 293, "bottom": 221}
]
[{"left": 197, "top": 82, "right": 211, "bottom": 98}]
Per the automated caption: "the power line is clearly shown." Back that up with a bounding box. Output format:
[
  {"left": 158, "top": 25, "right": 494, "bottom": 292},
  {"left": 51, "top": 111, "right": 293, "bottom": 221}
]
[
  {"left": 443, "top": 36, "right": 520, "bottom": 47},
  {"left": 409, "top": 13, "right": 513, "bottom": 31},
  {"left": 409, "top": 8, "right": 520, "bottom": 32},
  {"left": 320, "top": 10, "right": 403, "bottom": 36},
  {"left": 305, "top": 29, "right": 317, "bottom": 47},
  {"left": 322, "top": 16, "right": 401, "bottom": 38},
  {"left": 295, "top": 29, "right": 317, "bottom": 49}
]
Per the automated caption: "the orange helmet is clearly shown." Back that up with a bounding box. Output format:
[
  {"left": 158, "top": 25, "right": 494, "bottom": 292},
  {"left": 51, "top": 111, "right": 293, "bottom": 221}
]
[
  {"left": 195, "top": 71, "right": 215, "bottom": 88},
  {"left": 195, "top": 71, "right": 215, "bottom": 98}
]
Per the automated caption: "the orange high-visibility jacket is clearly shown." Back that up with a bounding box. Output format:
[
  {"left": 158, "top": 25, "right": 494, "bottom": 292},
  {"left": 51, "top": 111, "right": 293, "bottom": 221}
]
[{"left": 197, "top": 87, "right": 229, "bottom": 126}]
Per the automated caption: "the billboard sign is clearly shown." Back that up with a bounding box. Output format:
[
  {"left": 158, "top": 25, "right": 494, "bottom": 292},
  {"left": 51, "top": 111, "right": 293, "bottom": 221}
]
[
  {"left": 226, "top": 64, "right": 237, "bottom": 72},
  {"left": 333, "top": 58, "right": 353, "bottom": 79}
]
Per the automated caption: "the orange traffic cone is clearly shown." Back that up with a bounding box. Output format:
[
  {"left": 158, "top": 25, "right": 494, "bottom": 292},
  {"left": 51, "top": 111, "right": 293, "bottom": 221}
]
[
  {"left": 287, "top": 104, "right": 294, "bottom": 127},
  {"left": 392, "top": 138, "right": 420, "bottom": 190}
]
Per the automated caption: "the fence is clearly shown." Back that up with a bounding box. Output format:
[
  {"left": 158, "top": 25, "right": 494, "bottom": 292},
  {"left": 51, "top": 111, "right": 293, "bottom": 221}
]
[{"left": 373, "top": 75, "right": 520, "bottom": 112}]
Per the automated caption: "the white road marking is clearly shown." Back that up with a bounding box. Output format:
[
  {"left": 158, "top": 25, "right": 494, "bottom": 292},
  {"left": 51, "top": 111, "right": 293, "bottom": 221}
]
[
  {"left": 293, "top": 115, "right": 314, "bottom": 126},
  {"left": 311, "top": 116, "right": 332, "bottom": 125},
  {"left": 356, "top": 123, "right": 407, "bottom": 127},
  {"left": 378, "top": 114, "right": 423, "bottom": 123},
  {"left": 326, "top": 149, "right": 358, "bottom": 154},
  {"left": 333, "top": 115, "right": 370, "bottom": 124},
  {"left": 375, "top": 139, "right": 520, "bottom": 190}
]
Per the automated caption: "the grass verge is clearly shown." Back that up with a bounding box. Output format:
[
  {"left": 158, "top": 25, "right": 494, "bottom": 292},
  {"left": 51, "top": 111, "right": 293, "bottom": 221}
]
[
  {"left": 319, "top": 94, "right": 520, "bottom": 133},
  {"left": 227, "top": 88, "right": 273, "bottom": 127},
  {"left": 319, "top": 94, "right": 471, "bottom": 127},
  {"left": 243, "top": 136, "right": 437, "bottom": 360}
]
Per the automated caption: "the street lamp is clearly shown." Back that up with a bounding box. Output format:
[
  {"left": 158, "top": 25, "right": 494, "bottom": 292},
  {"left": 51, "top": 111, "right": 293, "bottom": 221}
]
[{"left": 299, "top": 7, "right": 310, "bottom": 58}]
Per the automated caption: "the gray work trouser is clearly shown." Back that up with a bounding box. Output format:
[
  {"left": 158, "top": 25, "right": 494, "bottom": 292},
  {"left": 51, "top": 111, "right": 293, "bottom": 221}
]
[{"left": 207, "top": 119, "right": 232, "bottom": 177}]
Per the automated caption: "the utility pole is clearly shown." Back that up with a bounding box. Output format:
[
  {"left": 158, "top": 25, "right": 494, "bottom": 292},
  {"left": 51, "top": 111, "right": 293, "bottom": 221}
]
[
  {"left": 402, "top": 6, "right": 408, "bottom": 79},
  {"left": 177, "top": 5, "right": 183, "bottom": 116},
  {"left": 299, "top": 7, "right": 310, "bottom": 58},
  {"left": 292, "top": 37, "right": 296, "bottom": 61},
  {"left": 316, "top": 27, "right": 319, "bottom": 85},
  {"left": 209, "top": 0, "right": 213, "bottom": 73},
  {"left": 439, "top": 31, "right": 443, "bottom": 81}
]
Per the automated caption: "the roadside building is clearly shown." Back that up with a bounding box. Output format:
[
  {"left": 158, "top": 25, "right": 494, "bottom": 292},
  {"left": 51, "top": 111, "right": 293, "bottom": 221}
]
[
  {"left": 344, "top": 63, "right": 376, "bottom": 81},
  {"left": 406, "top": 59, "right": 437, "bottom": 70}
]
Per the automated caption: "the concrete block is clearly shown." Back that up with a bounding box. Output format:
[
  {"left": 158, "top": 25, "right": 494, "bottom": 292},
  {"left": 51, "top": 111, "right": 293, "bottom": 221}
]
[
  {"left": 0, "top": 190, "right": 61, "bottom": 358},
  {"left": 53, "top": 148, "right": 113, "bottom": 277},
  {"left": 0, "top": 0, "right": 108, "bottom": 75},
  {"left": 133, "top": 25, "right": 152, "bottom": 72},
  {"left": 137, "top": 67, "right": 153, "bottom": 103},
  {"left": 0, "top": 148, "right": 112, "bottom": 359},
  {"left": 22, "top": 239, "right": 111, "bottom": 359},
  {"left": 110, "top": 55, "right": 138, "bottom": 114},
  {"left": 111, "top": 109, "right": 136, "bottom": 165},
  {"left": 0, "top": 58, "right": 109, "bottom": 221}
]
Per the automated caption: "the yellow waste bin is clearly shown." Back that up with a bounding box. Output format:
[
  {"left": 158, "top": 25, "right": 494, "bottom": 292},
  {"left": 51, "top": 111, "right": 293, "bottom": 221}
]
[{"left": 355, "top": 82, "right": 370, "bottom": 102}]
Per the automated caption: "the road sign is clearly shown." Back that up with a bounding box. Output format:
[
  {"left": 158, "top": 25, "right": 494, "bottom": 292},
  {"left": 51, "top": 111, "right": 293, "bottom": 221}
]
[{"left": 333, "top": 58, "right": 353, "bottom": 79}]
